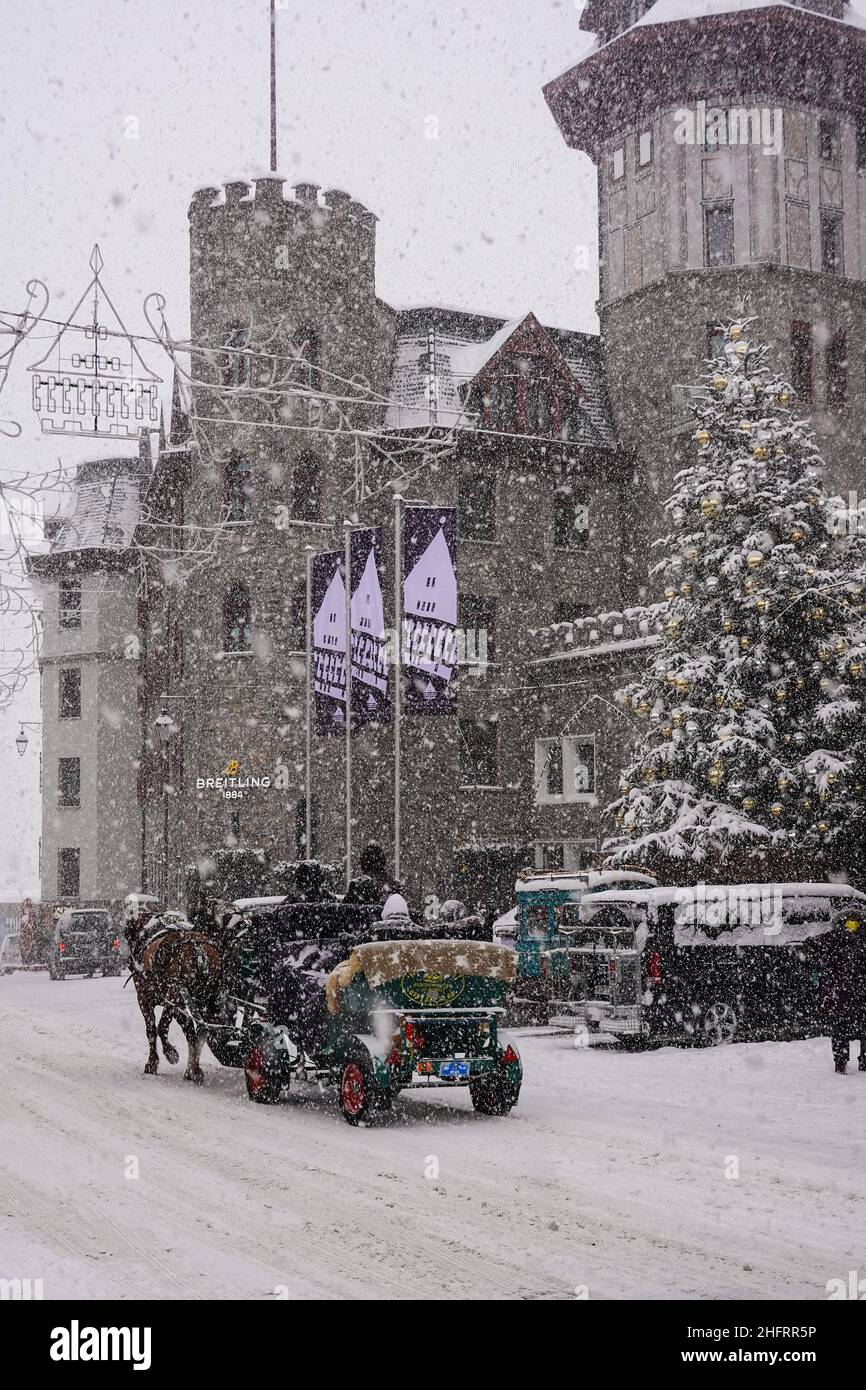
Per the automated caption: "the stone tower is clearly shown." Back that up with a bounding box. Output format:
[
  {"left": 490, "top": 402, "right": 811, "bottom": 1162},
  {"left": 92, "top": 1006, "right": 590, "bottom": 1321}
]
[
  {"left": 544, "top": 0, "right": 866, "bottom": 528},
  {"left": 144, "top": 177, "right": 395, "bottom": 887}
]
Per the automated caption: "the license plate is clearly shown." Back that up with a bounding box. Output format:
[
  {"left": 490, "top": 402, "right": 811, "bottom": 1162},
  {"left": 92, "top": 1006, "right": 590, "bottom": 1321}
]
[{"left": 439, "top": 1059, "right": 470, "bottom": 1080}]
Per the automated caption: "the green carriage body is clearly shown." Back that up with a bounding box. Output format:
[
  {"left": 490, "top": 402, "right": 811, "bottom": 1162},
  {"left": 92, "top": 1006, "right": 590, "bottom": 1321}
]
[{"left": 209, "top": 908, "right": 522, "bottom": 1123}]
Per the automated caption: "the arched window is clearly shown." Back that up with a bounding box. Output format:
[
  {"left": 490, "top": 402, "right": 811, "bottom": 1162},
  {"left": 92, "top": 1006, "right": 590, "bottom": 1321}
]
[
  {"left": 223, "top": 582, "right": 252, "bottom": 652},
  {"left": 220, "top": 326, "right": 251, "bottom": 388},
  {"left": 223, "top": 452, "right": 252, "bottom": 522},
  {"left": 292, "top": 324, "right": 319, "bottom": 390},
  {"left": 292, "top": 451, "right": 322, "bottom": 522}
]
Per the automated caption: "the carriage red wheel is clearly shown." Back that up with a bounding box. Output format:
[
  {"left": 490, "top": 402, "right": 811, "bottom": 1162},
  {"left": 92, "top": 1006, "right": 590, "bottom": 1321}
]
[
  {"left": 244, "top": 1045, "right": 284, "bottom": 1105},
  {"left": 339, "top": 1053, "right": 390, "bottom": 1125},
  {"left": 340, "top": 1061, "right": 366, "bottom": 1120}
]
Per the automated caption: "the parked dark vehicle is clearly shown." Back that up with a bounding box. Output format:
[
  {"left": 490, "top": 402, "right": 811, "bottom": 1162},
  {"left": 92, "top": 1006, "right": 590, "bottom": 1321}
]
[
  {"left": 49, "top": 909, "right": 122, "bottom": 980},
  {"left": 557, "top": 882, "right": 866, "bottom": 1047}
]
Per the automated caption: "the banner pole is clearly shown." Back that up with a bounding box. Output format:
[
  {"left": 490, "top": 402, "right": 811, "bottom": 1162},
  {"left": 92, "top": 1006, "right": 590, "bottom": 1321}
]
[
  {"left": 394, "top": 493, "right": 403, "bottom": 883},
  {"left": 304, "top": 544, "right": 314, "bottom": 859},
  {"left": 344, "top": 522, "right": 353, "bottom": 890}
]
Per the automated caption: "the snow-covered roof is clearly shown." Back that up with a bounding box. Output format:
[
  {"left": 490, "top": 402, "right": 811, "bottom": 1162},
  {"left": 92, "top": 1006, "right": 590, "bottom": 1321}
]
[
  {"left": 634, "top": 0, "right": 866, "bottom": 30},
  {"left": 531, "top": 604, "right": 666, "bottom": 662},
  {"left": 385, "top": 308, "right": 616, "bottom": 446},
  {"left": 515, "top": 870, "right": 657, "bottom": 895},
  {"left": 583, "top": 882, "right": 866, "bottom": 906},
  {"left": 51, "top": 458, "right": 144, "bottom": 554},
  {"left": 230, "top": 896, "right": 289, "bottom": 910}
]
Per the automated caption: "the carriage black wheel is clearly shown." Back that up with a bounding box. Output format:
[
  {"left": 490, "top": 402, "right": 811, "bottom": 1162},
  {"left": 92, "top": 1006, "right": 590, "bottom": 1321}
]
[
  {"left": 470, "top": 1065, "right": 519, "bottom": 1117},
  {"left": 339, "top": 1052, "right": 390, "bottom": 1126},
  {"left": 244, "top": 1045, "right": 285, "bottom": 1105}
]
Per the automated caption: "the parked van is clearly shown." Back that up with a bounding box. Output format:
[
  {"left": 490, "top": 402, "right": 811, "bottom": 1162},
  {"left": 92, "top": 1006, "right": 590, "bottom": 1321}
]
[{"left": 554, "top": 882, "right": 866, "bottom": 1046}]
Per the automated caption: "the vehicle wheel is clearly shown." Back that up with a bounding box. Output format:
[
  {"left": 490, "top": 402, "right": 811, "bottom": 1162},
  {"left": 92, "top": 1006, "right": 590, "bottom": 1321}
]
[
  {"left": 470, "top": 1065, "right": 520, "bottom": 1117},
  {"left": 699, "top": 999, "right": 739, "bottom": 1047},
  {"left": 244, "top": 1045, "right": 285, "bottom": 1104},
  {"left": 339, "top": 1052, "right": 391, "bottom": 1126}
]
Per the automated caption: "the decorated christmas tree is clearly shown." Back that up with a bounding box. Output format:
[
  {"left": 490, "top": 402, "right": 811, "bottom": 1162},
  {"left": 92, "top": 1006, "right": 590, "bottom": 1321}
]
[{"left": 604, "top": 318, "right": 866, "bottom": 877}]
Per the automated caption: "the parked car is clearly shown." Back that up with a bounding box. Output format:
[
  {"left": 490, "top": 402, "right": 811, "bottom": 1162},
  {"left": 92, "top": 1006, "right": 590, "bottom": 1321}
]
[
  {"left": 566, "top": 881, "right": 866, "bottom": 1046},
  {"left": 0, "top": 931, "right": 23, "bottom": 975},
  {"left": 49, "top": 909, "right": 123, "bottom": 980}
]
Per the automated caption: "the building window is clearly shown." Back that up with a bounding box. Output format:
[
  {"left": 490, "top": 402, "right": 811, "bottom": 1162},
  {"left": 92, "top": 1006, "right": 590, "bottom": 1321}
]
[
  {"left": 704, "top": 204, "right": 734, "bottom": 267},
  {"left": 458, "top": 472, "right": 497, "bottom": 541},
  {"left": 612, "top": 147, "right": 625, "bottom": 181},
  {"left": 292, "top": 451, "right": 322, "bottom": 521},
  {"left": 458, "top": 594, "right": 496, "bottom": 662},
  {"left": 223, "top": 582, "right": 252, "bottom": 652},
  {"left": 638, "top": 130, "right": 653, "bottom": 169},
  {"left": 459, "top": 718, "right": 498, "bottom": 787},
  {"left": 292, "top": 325, "right": 320, "bottom": 390},
  {"left": 791, "top": 320, "right": 813, "bottom": 399},
  {"left": 820, "top": 210, "right": 843, "bottom": 275},
  {"left": 58, "top": 757, "right": 81, "bottom": 808},
  {"left": 59, "top": 668, "right": 81, "bottom": 719},
  {"left": 554, "top": 483, "right": 590, "bottom": 549},
  {"left": 221, "top": 326, "right": 251, "bottom": 387},
  {"left": 819, "top": 117, "right": 840, "bottom": 164},
  {"left": 534, "top": 840, "right": 596, "bottom": 871},
  {"left": 57, "top": 847, "right": 80, "bottom": 898},
  {"left": 535, "top": 735, "right": 596, "bottom": 802},
  {"left": 827, "top": 329, "right": 848, "bottom": 409},
  {"left": 857, "top": 122, "right": 866, "bottom": 173},
  {"left": 59, "top": 576, "right": 82, "bottom": 630},
  {"left": 223, "top": 452, "right": 252, "bottom": 522},
  {"left": 706, "top": 325, "right": 726, "bottom": 361}
]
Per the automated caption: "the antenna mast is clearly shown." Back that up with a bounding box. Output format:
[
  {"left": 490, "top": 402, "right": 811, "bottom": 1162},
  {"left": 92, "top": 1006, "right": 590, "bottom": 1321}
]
[{"left": 270, "top": 0, "right": 277, "bottom": 171}]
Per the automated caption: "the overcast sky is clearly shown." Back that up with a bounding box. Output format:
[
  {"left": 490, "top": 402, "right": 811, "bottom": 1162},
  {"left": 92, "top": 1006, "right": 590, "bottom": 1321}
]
[{"left": 1, "top": 0, "right": 863, "bottom": 895}]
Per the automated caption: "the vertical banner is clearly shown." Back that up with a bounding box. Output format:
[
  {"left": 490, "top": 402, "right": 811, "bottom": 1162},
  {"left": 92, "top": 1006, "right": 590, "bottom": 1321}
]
[
  {"left": 312, "top": 550, "right": 346, "bottom": 734},
  {"left": 402, "top": 506, "right": 458, "bottom": 713},
  {"left": 350, "top": 527, "right": 390, "bottom": 725}
]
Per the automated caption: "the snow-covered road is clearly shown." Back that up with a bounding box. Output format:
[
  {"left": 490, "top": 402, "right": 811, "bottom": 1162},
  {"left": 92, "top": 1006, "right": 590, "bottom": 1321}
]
[{"left": 1, "top": 971, "right": 864, "bottom": 1300}]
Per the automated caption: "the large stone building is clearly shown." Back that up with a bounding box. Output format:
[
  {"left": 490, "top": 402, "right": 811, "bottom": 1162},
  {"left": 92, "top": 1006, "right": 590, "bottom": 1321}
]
[{"left": 35, "top": 0, "right": 866, "bottom": 917}]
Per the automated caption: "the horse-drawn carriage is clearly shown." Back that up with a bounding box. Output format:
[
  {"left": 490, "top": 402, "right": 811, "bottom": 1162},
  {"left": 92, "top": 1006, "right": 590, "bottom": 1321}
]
[
  {"left": 128, "top": 894, "right": 522, "bottom": 1125},
  {"left": 209, "top": 898, "right": 522, "bottom": 1124}
]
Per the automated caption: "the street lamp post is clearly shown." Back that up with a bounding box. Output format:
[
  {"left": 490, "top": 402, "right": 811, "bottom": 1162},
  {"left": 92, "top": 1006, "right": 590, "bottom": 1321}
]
[{"left": 154, "top": 707, "right": 179, "bottom": 902}]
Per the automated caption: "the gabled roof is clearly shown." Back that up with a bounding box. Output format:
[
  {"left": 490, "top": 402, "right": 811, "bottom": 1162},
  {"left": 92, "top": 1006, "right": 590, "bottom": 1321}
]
[
  {"left": 469, "top": 312, "right": 585, "bottom": 403},
  {"left": 385, "top": 306, "right": 616, "bottom": 446}
]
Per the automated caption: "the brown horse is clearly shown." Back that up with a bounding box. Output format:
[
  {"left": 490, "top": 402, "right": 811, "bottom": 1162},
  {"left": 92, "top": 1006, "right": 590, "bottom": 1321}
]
[{"left": 125, "top": 922, "right": 223, "bottom": 1084}]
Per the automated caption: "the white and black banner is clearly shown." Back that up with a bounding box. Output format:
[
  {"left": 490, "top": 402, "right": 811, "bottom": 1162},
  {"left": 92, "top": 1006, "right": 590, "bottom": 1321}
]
[{"left": 402, "top": 506, "right": 458, "bottom": 714}]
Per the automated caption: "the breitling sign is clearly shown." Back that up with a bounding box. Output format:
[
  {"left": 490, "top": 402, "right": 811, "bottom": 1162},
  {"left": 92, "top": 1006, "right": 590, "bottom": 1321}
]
[{"left": 196, "top": 760, "right": 273, "bottom": 800}]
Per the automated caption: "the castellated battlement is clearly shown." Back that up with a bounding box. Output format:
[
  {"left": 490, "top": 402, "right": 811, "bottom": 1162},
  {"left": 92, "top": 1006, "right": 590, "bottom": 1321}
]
[
  {"left": 187, "top": 175, "right": 380, "bottom": 344},
  {"left": 189, "top": 176, "right": 377, "bottom": 286}
]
